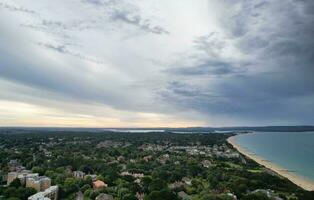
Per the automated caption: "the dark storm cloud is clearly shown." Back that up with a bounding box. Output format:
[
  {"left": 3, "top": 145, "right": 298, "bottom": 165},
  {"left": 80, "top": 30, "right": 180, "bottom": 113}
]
[
  {"left": 162, "top": 71, "right": 314, "bottom": 123},
  {"left": 166, "top": 60, "right": 240, "bottom": 76},
  {"left": 162, "top": 0, "right": 314, "bottom": 124}
]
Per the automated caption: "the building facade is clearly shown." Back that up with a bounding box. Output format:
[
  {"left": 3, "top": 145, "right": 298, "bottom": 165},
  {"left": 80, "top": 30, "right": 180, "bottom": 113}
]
[
  {"left": 7, "top": 170, "right": 36, "bottom": 185},
  {"left": 28, "top": 185, "right": 58, "bottom": 200},
  {"left": 26, "top": 176, "right": 51, "bottom": 192}
]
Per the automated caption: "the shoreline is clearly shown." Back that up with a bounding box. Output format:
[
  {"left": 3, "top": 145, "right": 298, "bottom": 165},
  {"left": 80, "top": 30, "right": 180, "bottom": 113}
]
[{"left": 227, "top": 134, "right": 314, "bottom": 191}]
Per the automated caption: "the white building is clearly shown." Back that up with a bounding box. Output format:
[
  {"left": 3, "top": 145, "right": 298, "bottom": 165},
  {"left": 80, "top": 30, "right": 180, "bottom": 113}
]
[
  {"left": 73, "top": 171, "right": 85, "bottom": 179},
  {"left": 28, "top": 185, "right": 58, "bottom": 200}
]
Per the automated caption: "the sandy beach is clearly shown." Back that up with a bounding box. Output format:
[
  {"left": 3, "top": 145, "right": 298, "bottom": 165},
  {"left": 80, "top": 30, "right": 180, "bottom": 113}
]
[{"left": 228, "top": 134, "right": 314, "bottom": 191}]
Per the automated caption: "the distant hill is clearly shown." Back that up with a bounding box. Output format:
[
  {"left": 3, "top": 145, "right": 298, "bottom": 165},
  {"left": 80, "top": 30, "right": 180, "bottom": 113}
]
[
  {"left": 165, "top": 126, "right": 314, "bottom": 132},
  {"left": 1, "top": 126, "right": 314, "bottom": 133}
]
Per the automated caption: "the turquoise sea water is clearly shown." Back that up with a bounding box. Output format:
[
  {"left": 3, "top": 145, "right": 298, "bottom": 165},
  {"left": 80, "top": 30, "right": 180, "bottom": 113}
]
[{"left": 234, "top": 132, "right": 314, "bottom": 181}]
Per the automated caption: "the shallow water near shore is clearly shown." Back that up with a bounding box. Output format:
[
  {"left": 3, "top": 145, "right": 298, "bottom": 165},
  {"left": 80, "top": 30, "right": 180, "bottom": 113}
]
[{"left": 234, "top": 131, "right": 314, "bottom": 182}]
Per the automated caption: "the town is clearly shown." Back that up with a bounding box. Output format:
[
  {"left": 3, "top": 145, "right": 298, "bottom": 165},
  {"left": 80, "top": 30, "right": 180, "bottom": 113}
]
[{"left": 0, "top": 130, "right": 313, "bottom": 200}]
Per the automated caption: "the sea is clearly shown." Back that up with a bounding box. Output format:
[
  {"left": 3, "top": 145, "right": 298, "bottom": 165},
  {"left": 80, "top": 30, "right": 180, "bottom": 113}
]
[{"left": 234, "top": 131, "right": 314, "bottom": 182}]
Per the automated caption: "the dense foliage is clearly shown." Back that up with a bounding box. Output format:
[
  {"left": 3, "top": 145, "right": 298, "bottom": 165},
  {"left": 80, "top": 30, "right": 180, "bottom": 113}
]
[{"left": 0, "top": 130, "right": 313, "bottom": 200}]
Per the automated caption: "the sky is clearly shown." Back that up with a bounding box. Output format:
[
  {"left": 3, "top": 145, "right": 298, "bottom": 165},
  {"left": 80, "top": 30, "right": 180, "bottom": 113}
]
[{"left": 0, "top": 0, "right": 313, "bottom": 127}]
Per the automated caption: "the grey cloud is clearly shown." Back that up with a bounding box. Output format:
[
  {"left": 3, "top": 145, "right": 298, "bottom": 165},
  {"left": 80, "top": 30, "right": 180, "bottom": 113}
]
[
  {"left": 81, "top": 0, "right": 116, "bottom": 6},
  {"left": 20, "top": 23, "right": 70, "bottom": 39},
  {"left": 0, "top": 46, "right": 122, "bottom": 111},
  {"left": 37, "top": 42, "right": 104, "bottom": 65},
  {"left": 161, "top": 71, "right": 314, "bottom": 123},
  {"left": 166, "top": 60, "right": 242, "bottom": 76},
  {"left": 81, "top": 0, "right": 169, "bottom": 35},
  {"left": 111, "top": 10, "right": 169, "bottom": 35},
  {"left": 193, "top": 33, "right": 226, "bottom": 56},
  {"left": 160, "top": 0, "right": 314, "bottom": 125},
  {"left": 0, "top": 2, "right": 36, "bottom": 14},
  {"left": 1, "top": 0, "right": 314, "bottom": 126},
  {"left": 164, "top": 81, "right": 221, "bottom": 99},
  {"left": 38, "top": 43, "right": 67, "bottom": 53},
  {"left": 253, "top": 1, "right": 269, "bottom": 9}
]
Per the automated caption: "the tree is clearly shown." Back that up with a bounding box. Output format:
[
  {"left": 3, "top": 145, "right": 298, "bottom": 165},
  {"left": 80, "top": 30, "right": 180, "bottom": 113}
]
[
  {"left": 4, "top": 187, "right": 17, "bottom": 198},
  {"left": 200, "top": 194, "right": 234, "bottom": 200},
  {"left": 32, "top": 166, "right": 45, "bottom": 175},
  {"left": 64, "top": 178, "right": 79, "bottom": 196},
  {"left": 148, "top": 179, "right": 167, "bottom": 192},
  {"left": 84, "top": 188, "right": 94, "bottom": 198},
  {"left": 122, "top": 194, "right": 137, "bottom": 200},
  {"left": 96, "top": 175, "right": 105, "bottom": 182},
  {"left": 145, "top": 190, "right": 179, "bottom": 200},
  {"left": 21, "top": 187, "right": 37, "bottom": 200},
  {"left": 241, "top": 192, "right": 270, "bottom": 200},
  {"left": 9, "top": 179, "right": 21, "bottom": 188},
  {"left": 7, "top": 198, "right": 20, "bottom": 200},
  {"left": 81, "top": 184, "right": 91, "bottom": 193}
]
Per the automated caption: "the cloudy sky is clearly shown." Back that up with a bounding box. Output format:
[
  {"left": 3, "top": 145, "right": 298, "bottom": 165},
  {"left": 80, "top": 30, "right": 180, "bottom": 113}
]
[{"left": 0, "top": 0, "right": 313, "bottom": 127}]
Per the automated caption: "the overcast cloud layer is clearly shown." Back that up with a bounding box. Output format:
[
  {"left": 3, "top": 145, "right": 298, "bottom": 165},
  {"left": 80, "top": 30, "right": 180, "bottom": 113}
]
[{"left": 0, "top": 0, "right": 313, "bottom": 127}]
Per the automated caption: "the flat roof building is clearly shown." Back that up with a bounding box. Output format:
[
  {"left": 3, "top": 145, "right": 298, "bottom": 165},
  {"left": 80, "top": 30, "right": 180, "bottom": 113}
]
[
  {"left": 28, "top": 185, "right": 58, "bottom": 200},
  {"left": 26, "top": 176, "right": 51, "bottom": 192}
]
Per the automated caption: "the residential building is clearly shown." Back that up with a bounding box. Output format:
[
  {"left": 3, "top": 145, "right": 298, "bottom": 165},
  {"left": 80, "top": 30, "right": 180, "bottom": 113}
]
[
  {"left": 26, "top": 176, "right": 51, "bottom": 192},
  {"left": 8, "top": 160, "right": 24, "bottom": 172},
  {"left": 182, "top": 177, "right": 192, "bottom": 186},
  {"left": 178, "top": 191, "right": 190, "bottom": 200},
  {"left": 202, "top": 160, "right": 212, "bottom": 168},
  {"left": 7, "top": 172, "right": 18, "bottom": 185},
  {"left": 73, "top": 171, "right": 85, "bottom": 179},
  {"left": 7, "top": 170, "right": 36, "bottom": 185},
  {"left": 120, "top": 172, "right": 144, "bottom": 178},
  {"left": 28, "top": 185, "right": 58, "bottom": 200},
  {"left": 227, "top": 193, "right": 237, "bottom": 200},
  {"left": 93, "top": 180, "right": 107, "bottom": 191},
  {"left": 136, "top": 192, "right": 145, "bottom": 200},
  {"left": 20, "top": 173, "right": 39, "bottom": 185},
  {"left": 95, "top": 193, "right": 113, "bottom": 200}
]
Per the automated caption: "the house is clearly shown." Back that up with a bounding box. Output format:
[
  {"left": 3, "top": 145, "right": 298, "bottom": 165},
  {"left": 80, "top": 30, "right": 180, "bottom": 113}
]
[
  {"left": 117, "top": 156, "right": 125, "bottom": 162},
  {"left": 202, "top": 160, "right": 212, "bottom": 168},
  {"left": 143, "top": 155, "right": 152, "bottom": 162},
  {"left": 121, "top": 172, "right": 144, "bottom": 179},
  {"left": 178, "top": 191, "right": 190, "bottom": 200},
  {"left": 158, "top": 154, "right": 170, "bottom": 164},
  {"left": 95, "top": 193, "right": 114, "bottom": 200},
  {"left": 182, "top": 177, "right": 192, "bottom": 186},
  {"left": 251, "top": 189, "right": 283, "bottom": 199},
  {"left": 93, "top": 180, "right": 107, "bottom": 191},
  {"left": 8, "top": 160, "right": 24, "bottom": 172},
  {"left": 136, "top": 192, "right": 145, "bottom": 200},
  {"left": 170, "top": 181, "right": 187, "bottom": 190},
  {"left": 73, "top": 171, "right": 85, "bottom": 179},
  {"left": 134, "top": 179, "right": 141, "bottom": 184},
  {"left": 227, "top": 192, "right": 237, "bottom": 200}
]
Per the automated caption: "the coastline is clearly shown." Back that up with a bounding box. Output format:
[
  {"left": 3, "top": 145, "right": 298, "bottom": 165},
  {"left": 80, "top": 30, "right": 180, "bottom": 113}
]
[{"left": 227, "top": 134, "right": 314, "bottom": 191}]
